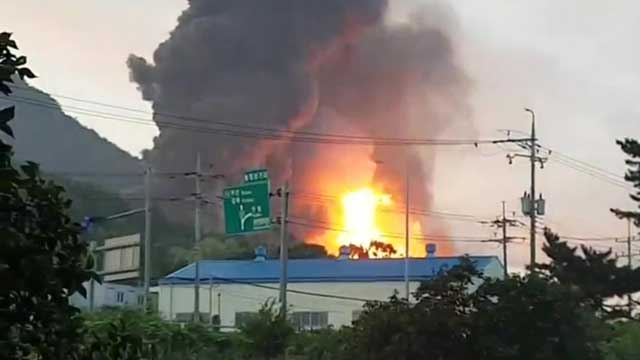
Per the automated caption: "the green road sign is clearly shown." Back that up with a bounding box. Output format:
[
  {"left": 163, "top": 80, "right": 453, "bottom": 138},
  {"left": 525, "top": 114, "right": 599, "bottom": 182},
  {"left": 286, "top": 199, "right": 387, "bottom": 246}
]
[
  {"left": 224, "top": 180, "right": 271, "bottom": 234},
  {"left": 244, "top": 169, "right": 268, "bottom": 183}
]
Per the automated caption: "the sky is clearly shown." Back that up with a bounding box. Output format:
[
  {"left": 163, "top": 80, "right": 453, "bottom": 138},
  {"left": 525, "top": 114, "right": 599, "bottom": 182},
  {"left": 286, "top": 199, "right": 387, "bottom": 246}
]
[{"left": 4, "top": 0, "right": 640, "bottom": 269}]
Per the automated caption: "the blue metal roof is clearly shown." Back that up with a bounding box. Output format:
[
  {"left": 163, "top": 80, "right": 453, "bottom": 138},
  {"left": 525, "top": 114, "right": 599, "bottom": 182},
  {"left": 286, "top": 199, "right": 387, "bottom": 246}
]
[{"left": 160, "top": 256, "right": 500, "bottom": 285}]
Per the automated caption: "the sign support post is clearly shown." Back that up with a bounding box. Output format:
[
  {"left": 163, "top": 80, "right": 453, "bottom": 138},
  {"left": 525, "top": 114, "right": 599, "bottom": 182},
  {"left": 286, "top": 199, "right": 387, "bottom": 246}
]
[{"left": 278, "top": 182, "right": 290, "bottom": 317}]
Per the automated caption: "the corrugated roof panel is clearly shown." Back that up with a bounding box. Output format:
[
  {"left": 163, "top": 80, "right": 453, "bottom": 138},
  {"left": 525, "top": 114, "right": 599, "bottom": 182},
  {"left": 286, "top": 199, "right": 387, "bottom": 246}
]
[{"left": 161, "top": 256, "right": 499, "bottom": 284}]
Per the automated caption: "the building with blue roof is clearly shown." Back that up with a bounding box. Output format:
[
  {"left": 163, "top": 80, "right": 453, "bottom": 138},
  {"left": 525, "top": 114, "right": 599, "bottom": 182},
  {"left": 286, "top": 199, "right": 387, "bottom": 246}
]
[{"left": 157, "top": 249, "right": 503, "bottom": 329}]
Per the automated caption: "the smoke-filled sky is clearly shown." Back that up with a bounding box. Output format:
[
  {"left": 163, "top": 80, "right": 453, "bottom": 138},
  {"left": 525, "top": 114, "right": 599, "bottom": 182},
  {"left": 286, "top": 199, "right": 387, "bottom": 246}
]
[{"left": 5, "top": 0, "right": 640, "bottom": 268}]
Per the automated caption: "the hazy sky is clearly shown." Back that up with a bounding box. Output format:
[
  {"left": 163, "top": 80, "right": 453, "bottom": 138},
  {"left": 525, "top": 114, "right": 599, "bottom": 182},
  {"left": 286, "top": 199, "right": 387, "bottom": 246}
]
[{"left": 5, "top": 0, "right": 640, "bottom": 268}]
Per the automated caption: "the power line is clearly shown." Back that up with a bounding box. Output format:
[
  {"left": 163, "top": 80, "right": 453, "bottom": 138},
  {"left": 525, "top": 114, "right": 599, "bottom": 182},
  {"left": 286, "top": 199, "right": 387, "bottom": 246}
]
[
  {"left": 287, "top": 217, "right": 495, "bottom": 243},
  {"left": 5, "top": 93, "right": 525, "bottom": 146},
  {"left": 561, "top": 235, "right": 625, "bottom": 242},
  {"left": 548, "top": 156, "right": 632, "bottom": 190},
  {"left": 45, "top": 171, "right": 144, "bottom": 177},
  {"left": 290, "top": 191, "right": 493, "bottom": 222},
  {"left": 7, "top": 85, "right": 512, "bottom": 144},
  {"left": 177, "top": 273, "right": 376, "bottom": 303},
  {"left": 534, "top": 145, "right": 633, "bottom": 190},
  {"left": 543, "top": 146, "right": 626, "bottom": 181}
]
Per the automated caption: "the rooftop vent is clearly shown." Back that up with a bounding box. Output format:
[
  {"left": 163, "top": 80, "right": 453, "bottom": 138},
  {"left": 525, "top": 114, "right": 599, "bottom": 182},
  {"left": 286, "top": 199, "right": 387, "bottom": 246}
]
[
  {"left": 337, "top": 245, "right": 350, "bottom": 260},
  {"left": 254, "top": 246, "right": 267, "bottom": 262},
  {"left": 426, "top": 243, "right": 437, "bottom": 258}
]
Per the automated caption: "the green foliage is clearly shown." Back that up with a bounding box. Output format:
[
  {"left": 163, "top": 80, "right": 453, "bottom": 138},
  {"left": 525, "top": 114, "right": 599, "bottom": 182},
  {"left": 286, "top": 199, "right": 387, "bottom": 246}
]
[
  {"left": 81, "top": 309, "right": 232, "bottom": 360},
  {"left": 473, "top": 273, "right": 606, "bottom": 360},
  {"left": 289, "top": 328, "right": 352, "bottom": 360},
  {"left": 344, "top": 248, "right": 616, "bottom": 360},
  {"left": 238, "top": 300, "right": 294, "bottom": 360},
  {"left": 0, "top": 32, "right": 36, "bottom": 98},
  {"left": 0, "top": 32, "right": 93, "bottom": 360},
  {"left": 348, "top": 259, "right": 480, "bottom": 360},
  {"left": 540, "top": 229, "right": 640, "bottom": 319},
  {"left": 602, "top": 321, "right": 640, "bottom": 360},
  {"left": 611, "top": 138, "right": 640, "bottom": 225}
]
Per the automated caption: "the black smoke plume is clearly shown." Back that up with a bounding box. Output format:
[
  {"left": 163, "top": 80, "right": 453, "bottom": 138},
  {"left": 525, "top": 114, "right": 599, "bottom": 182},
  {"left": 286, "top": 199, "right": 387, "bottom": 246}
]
[{"left": 128, "top": 0, "right": 469, "bottom": 251}]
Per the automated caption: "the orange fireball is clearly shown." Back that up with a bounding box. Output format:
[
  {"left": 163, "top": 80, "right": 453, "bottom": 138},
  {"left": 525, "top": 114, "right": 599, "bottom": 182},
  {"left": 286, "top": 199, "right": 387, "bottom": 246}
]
[{"left": 338, "top": 188, "right": 392, "bottom": 249}]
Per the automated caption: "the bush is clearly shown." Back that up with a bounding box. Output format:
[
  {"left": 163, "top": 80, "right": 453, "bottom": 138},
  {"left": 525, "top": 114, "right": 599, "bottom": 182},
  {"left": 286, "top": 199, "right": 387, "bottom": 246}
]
[{"left": 82, "top": 309, "right": 232, "bottom": 360}]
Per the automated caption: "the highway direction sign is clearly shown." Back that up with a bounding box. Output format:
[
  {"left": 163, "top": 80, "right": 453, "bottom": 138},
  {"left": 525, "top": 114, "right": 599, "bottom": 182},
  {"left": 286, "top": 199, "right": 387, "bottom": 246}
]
[{"left": 223, "top": 179, "right": 271, "bottom": 234}]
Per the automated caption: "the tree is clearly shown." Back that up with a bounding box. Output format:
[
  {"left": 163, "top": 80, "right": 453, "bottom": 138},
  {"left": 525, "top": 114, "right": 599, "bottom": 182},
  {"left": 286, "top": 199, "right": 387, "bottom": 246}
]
[
  {"left": 539, "top": 229, "right": 640, "bottom": 318},
  {"left": 603, "top": 321, "right": 640, "bottom": 360},
  {"left": 346, "top": 250, "right": 613, "bottom": 360},
  {"left": 473, "top": 272, "right": 606, "bottom": 360},
  {"left": 347, "top": 259, "right": 480, "bottom": 360},
  {"left": 0, "top": 32, "right": 94, "bottom": 359},
  {"left": 347, "top": 241, "right": 396, "bottom": 259},
  {"left": 238, "top": 300, "right": 294, "bottom": 360},
  {"left": 611, "top": 138, "right": 640, "bottom": 225},
  {"left": 288, "top": 242, "right": 330, "bottom": 259}
]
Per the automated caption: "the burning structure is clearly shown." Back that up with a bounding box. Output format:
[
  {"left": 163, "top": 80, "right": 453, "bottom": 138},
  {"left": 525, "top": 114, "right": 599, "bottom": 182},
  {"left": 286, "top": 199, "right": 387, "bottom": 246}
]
[{"left": 128, "top": 0, "right": 470, "bottom": 256}]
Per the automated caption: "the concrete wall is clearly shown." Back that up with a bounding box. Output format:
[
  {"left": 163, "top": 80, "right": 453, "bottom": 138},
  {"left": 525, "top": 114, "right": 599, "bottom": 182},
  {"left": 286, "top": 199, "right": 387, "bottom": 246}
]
[{"left": 158, "top": 281, "right": 422, "bottom": 328}]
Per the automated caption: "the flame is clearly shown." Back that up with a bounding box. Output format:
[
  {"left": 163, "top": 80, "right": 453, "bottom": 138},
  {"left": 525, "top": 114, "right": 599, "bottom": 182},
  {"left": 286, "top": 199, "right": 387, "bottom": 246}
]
[
  {"left": 288, "top": 143, "right": 443, "bottom": 258},
  {"left": 338, "top": 188, "right": 391, "bottom": 248}
]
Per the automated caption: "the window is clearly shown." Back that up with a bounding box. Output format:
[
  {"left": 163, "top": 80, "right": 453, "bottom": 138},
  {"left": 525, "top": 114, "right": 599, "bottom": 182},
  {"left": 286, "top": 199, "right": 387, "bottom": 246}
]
[
  {"left": 291, "top": 312, "right": 328, "bottom": 330},
  {"left": 115, "top": 291, "right": 125, "bottom": 304},
  {"left": 235, "top": 312, "right": 258, "bottom": 327},
  {"left": 137, "top": 295, "right": 144, "bottom": 305}
]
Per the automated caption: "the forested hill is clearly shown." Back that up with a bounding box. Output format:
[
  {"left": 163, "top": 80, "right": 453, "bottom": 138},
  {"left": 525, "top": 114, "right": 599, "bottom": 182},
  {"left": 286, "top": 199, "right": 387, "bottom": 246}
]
[{"left": 0, "top": 82, "right": 142, "bottom": 192}]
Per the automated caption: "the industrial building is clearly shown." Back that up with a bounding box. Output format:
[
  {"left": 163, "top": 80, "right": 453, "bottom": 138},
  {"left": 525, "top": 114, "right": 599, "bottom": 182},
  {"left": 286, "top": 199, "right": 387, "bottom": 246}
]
[{"left": 157, "top": 247, "right": 503, "bottom": 329}]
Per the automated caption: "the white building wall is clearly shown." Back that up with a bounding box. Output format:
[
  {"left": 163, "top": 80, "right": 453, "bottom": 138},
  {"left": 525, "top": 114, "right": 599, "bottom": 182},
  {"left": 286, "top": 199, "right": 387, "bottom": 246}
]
[
  {"left": 70, "top": 281, "right": 144, "bottom": 310},
  {"left": 158, "top": 281, "right": 423, "bottom": 328}
]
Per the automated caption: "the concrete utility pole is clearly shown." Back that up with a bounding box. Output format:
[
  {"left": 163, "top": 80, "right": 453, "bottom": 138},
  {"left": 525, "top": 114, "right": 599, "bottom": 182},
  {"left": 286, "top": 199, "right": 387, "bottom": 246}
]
[
  {"left": 143, "top": 166, "right": 152, "bottom": 311},
  {"left": 615, "top": 219, "right": 639, "bottom": 266},
  {"left": 501, "top": 201, "right": 508, "bottom": 277},
  {"left": 88, "top": 241, "right": 96, "bottom": 312},
  {"left": 508, "top": 108, "right": 546, "bottom": 268},
  {"left": 404, "top": 160, "right": 410, "bottom": 300},
  {"left": 279, "top": 182, "right": 290, "bottom": 317},
  {"left": 209, "top": 277, "right": 213, "bottom": 325},
  {"left": 217, "top": 292, "right": 221, "bottom": 320},
  {"left": 628, "top": 218, "right": 632, "bottom": 268},
  {"left": 526, "top": 108, "right": 537, "bottom": 266},
  {"left": 194, "top": 152, "right": 202, "bottom": 322},
  {"left": 481, "top": 202, "right": 524, "bottom": 278}
]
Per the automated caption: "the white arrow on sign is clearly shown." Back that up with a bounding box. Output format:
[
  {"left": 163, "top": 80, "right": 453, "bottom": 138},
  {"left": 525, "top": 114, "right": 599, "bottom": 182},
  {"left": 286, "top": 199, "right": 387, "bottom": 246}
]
[{"left": 239, "top": 205, "right": 254, "bottom": 231}]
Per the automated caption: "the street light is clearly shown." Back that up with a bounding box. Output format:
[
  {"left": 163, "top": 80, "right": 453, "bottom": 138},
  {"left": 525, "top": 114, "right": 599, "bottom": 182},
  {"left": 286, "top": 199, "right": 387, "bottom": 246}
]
[{"left": 524, "top": 107, "right": 537, "bottom": 266}]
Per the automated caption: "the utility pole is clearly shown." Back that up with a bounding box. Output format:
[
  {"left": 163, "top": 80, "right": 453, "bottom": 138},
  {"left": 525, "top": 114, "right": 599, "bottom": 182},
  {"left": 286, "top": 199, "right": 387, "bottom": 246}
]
[
  {"left": 527, "top": 108, "right": 537, "bottom": 266},
  {"left": 143, "top": 166, "right": 152, "bottom": 311},
  {"left": 507, "top": 108, "right": 546, "bottom": 268},
  {"left": 217, "top": 292, "right": 221, "bottom": 320},
  {"left": 88, "top": 241, "right": 96, "bottom": 312},
  {"left": 278, "top": 182, "right": 290, "bottom": 317},
  {"left": 404, "top": 160, "right": 410, "bottom": 300},
  {"left": 628, "top": 218, "right": 632, "bottom": 268},
  {"left": 481, "top": 202, "right": 524, "bottom": 278},
  {"left": 627, "top": 218, "right": 633, "bottom": 312},
  {"left": 615, "top": 220, "right": 639, "bottom": 266},
  {"left": 501, "top": 201, "right": 508, "bottom": 277},
  {"left": 193, "top": 152, "right": 202, "bottom": 322},
  {"left": 209, "top": 277, "right": 213, "bottom": 325}
]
